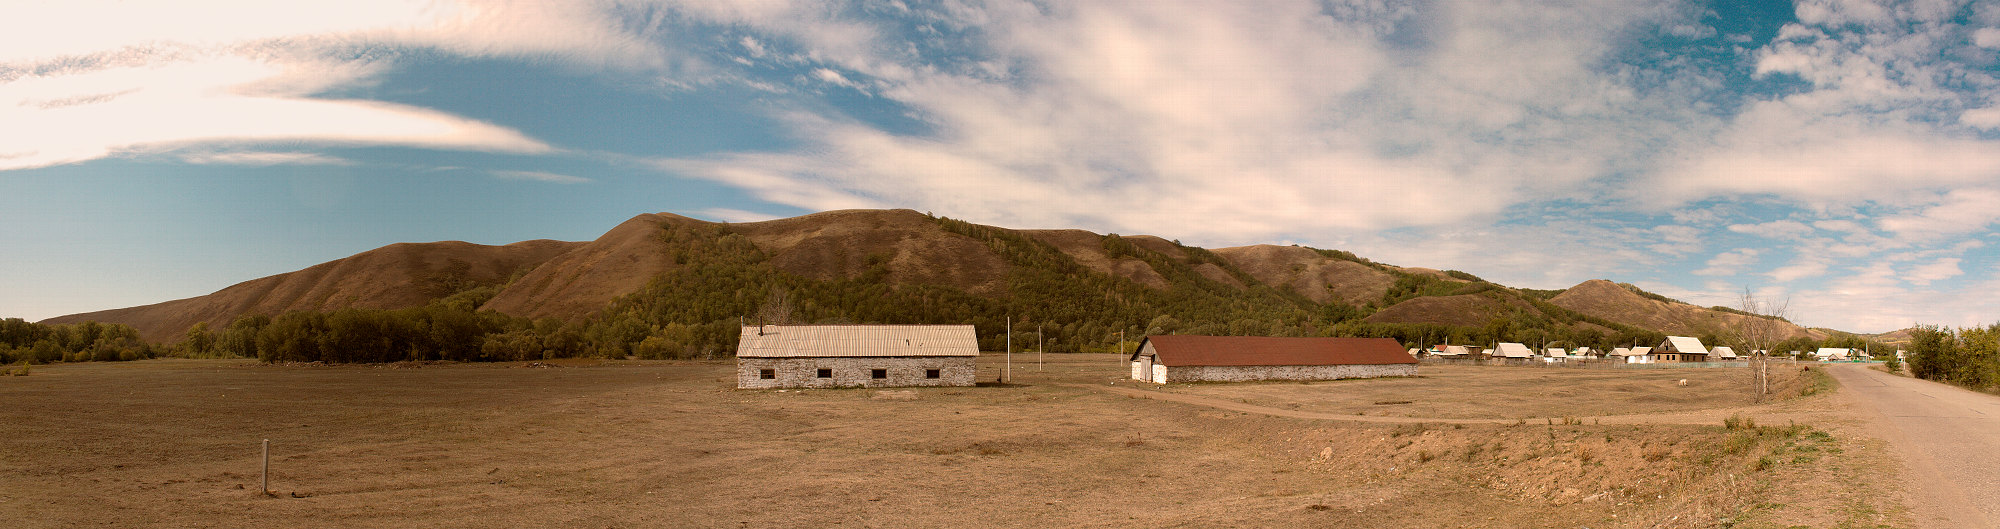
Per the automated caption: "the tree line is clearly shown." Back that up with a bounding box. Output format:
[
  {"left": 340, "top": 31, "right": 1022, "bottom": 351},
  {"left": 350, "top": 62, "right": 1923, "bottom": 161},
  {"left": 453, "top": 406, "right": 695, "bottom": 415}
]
[
  {"left": 0, "top": 318, "right": 160, "bottom": 364},
  {"left": 1906, "top": 325, "right": 2000, "bottom": 392}
]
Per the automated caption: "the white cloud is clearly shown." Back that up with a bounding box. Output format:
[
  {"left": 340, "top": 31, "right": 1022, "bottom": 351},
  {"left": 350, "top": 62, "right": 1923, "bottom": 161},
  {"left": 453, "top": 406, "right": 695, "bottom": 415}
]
[
  {"left": 0, "top": 0, "right": 684, "bottom": 172},
  {"left": 1963, "top": 106, "right": 2000, "bottom": 130},
  {"left": 1878, "top": 188, "right": 2000, "bottom": 241},
  {"left": 660, "top": 0, "right": 1704, "bottom": 241},
  {"left": 1694, "top": 248, "right": 1760, "bottom": 276},
  {"left": 178, "top": 150, "right": 353, "bottom": 166},
  {"left": 1975, "top": 28, "right": 2000, "bottom": 48},
  {"left": 1729, "top": 220, "right": 1816, "bottom": 240},
  {"left": 1903, "top": 258, "right": 1962, "bottom": 285},
  {"left": 1769, "top": 256, "right": 1831, "bottom": 283},
  {"left": 490, "top": 170, "right": 588, "bottom": 184},
  {"left": 697, "top": 207, "right": 781, "bottom": 223}
]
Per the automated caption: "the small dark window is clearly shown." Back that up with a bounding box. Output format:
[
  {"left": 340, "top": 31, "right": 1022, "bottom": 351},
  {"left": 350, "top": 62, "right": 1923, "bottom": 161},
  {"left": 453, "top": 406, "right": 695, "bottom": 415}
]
[
  {"left": 925, "top": 369, "right": 941, "bottom": 379},
  {"left": 816, "top": 368, "right": 832, "bottom": 378},
  {"left": 871, "top": 369, "right": 888, "bottom": 379},
  {"left": 759, "top": 369, "right": 775, "bottom": 380}
]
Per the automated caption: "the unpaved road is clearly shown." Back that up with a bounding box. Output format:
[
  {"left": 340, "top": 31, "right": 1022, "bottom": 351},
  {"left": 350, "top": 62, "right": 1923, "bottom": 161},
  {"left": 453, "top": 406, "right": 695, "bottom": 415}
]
[{"left": 1825, "top": 364, "right": 2000, "bottom": 529}]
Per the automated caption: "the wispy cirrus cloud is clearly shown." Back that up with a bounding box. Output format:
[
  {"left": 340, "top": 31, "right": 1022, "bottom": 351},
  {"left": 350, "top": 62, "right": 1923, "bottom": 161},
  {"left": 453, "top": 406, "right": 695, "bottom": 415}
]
[
  {"left": 490, "top": 170, "right": 589, "bottom": 184},
  {"left": 177, "top": 150, "right": 354, "bottom": 166},
  {"left": 0, "top": 0, "right": 685, "bottom": 172}
]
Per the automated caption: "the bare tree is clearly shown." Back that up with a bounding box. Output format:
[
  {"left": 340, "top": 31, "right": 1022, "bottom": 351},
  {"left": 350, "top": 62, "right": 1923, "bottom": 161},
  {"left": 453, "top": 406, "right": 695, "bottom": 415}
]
[
  {"left": 756, "top": 288, "right": 799, "bottom": 326},
  {"left": 1736, "top": 287, "right": 1792, "bottom": 401}
]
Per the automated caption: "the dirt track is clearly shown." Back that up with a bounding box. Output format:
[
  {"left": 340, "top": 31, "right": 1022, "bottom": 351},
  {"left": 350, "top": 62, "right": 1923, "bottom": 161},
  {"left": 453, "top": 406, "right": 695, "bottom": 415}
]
[{"left": 1825, "top": 364, "right": 2000, "bottom": 529}]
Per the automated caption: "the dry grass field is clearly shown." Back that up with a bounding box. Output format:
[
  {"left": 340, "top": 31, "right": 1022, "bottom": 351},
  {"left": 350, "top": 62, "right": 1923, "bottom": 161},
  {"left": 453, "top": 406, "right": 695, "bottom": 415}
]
[
  {"left": 1156, "top": 362, "right": 1820, "bottom": 420},
  {"left": 1, "top": 356, "right": 1903, "bottom": 528}
]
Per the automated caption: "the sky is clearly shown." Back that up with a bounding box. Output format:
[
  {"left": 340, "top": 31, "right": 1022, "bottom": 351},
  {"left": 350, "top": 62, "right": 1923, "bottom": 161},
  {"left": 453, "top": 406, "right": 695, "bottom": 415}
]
[{"left": 4, "top": 0, "right": 2000, "bottom": 334}]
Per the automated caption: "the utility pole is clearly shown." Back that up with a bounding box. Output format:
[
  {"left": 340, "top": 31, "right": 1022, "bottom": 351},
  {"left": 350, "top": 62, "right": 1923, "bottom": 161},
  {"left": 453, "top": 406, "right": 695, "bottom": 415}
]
[
  {"left": 1005, "top": 317, "right": 1012, "bottom": 383},
  {"left": 1038, "top": 323, "right": 1044, "bottom": 372}
]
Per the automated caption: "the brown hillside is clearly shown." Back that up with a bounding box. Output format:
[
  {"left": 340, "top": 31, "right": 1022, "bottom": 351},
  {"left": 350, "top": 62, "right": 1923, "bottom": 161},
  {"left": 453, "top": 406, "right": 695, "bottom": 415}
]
[
  {"left": 480, "top": 214, "right": 693, "bottom": 321},
  {"left": 46, "top": 239, "right": 579, "bottom": 342},
  {"left": 1212, "top": 245, "right": 1395, "bottom": 305},
  {"left": 728, "top": 209, "right": 1010, "bottom": 294},
  {"left": 1548, "top": 279, "right": 1813, "bottom": 340},
  {"left": 1363, "top": 294, "right": 1525, "bottom": 327},
  {"left": 1865, "top": 328, "right": 1914, "bottom": 347},
  {"left": 1022, "top": 229, "right": 1169, "bottom": 289}
]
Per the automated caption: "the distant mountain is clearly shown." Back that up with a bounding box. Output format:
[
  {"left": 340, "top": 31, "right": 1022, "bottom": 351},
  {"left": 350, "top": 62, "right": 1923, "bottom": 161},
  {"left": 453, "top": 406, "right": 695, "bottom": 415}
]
[{"left": 45, "top": 209, "right": 1849, "bottom": 350}]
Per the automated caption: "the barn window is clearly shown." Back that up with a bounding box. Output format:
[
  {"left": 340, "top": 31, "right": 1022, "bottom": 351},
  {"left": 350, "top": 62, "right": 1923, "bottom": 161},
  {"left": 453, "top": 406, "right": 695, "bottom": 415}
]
[
  {"left": 759, "top": 369, "right": 775, "bottom": 379},
  {"left": 816, "top": 368, "right": 832, "bottom": 378},
  {"left": 925, "top": 369, "right": 941, "bottom": 379},
  {"left": 871, "top": 369, "right": 888, "bottom": 379}
]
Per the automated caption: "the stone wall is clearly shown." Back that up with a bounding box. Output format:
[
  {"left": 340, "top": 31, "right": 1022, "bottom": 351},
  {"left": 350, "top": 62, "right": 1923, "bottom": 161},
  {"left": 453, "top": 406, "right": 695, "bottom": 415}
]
[
  {"left": 737, "top": 357, "right": 976, "bottom": 389},
  {"left": 1161, "top": 363, "right": 1415, "bottom": 383}
]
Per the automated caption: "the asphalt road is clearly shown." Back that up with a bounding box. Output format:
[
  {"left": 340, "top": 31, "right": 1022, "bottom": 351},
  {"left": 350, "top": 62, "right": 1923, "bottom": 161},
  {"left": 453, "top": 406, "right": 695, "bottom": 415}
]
[{"left": 1826, "top": 364, "right": 2000, "bottom": 529}]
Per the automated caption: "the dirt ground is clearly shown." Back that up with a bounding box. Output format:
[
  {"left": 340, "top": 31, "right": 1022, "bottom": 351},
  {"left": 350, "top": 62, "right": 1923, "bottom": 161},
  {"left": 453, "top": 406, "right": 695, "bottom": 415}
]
[
  {"left": 1154, "top": 362, "right": 1816, "bottom": 420},
  {"left": 0, "top": 356, "right": 1907, "bottom": 528}
]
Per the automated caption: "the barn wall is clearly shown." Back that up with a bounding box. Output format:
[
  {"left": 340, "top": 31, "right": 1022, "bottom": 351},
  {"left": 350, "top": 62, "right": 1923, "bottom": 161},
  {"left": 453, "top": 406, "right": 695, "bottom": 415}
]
[
  {"left": 1160, "top": 363, "right": 1415, "bottom": 383},
  {"left": 737, "top": 357, "right": 976, "bottom": 389}
]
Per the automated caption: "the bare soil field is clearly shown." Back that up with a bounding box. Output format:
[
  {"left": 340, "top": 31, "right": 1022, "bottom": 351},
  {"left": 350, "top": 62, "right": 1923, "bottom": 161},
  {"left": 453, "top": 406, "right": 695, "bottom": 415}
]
[
  {"left": 1151, "top": 362, "right": 1821, "bottom": 420},
  {"left": 1, "top": 356, "right": 1904, "bottom": 528}
]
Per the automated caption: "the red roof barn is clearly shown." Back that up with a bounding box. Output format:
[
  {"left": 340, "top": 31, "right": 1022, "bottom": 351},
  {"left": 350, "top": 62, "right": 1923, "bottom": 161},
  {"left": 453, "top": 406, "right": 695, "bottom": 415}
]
[{"left": 1130, "top": 335, "right": 1418, "bottom": 383}]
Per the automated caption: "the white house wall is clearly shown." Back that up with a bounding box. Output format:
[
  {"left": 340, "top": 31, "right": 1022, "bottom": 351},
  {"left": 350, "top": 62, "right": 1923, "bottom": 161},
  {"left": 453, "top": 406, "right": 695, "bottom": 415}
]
[
  {"left": 1159, "top": 364, "right": 1415, "bottom": 383},
  {"left": 738, "top": 357, "right": 976, "bottom": 389}
]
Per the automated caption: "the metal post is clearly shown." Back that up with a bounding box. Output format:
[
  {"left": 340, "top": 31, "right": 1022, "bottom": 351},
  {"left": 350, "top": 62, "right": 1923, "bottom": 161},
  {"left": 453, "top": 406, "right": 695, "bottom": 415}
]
[
  {"left": 1038, "top": 324, "right": 1044, "bottom": 372},
  {"left": 261, "top": 439, "right": 269, "bottom": 495},
  {"left": 1005, "top": 317, "right": 1012, "bottom": 383}
]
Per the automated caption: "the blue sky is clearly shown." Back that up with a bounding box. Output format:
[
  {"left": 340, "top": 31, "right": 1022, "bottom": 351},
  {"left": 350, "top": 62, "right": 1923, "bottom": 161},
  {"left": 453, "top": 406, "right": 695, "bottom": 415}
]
[{"left": 5, "top": 0, "right": 2000, "bottom": 334}]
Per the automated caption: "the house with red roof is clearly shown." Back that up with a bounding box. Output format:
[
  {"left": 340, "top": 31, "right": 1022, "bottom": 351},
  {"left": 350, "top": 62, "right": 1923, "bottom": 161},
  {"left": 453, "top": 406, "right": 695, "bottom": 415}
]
[{"left": 1129, "top": 335, "right": 1418, "bottom": 384}]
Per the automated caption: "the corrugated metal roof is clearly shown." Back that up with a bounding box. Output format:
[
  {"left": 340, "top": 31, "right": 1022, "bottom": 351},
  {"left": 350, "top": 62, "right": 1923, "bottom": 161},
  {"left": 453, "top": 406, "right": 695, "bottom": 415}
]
[
  {"left": 1135, "top": 335, "right": 1416, "bottom": 367},
  {"left": 1491, "top": 343, "right": 1533, "bottom": 358},
  {"left": 735, "top": 325, "right": 978, "bottom": 358},
  {"left": 1659, "top": 336, "right": 1708, "bottom": 354},
  {"left": 1710, "top": 346, "right": 1736, "bottom": 358}
]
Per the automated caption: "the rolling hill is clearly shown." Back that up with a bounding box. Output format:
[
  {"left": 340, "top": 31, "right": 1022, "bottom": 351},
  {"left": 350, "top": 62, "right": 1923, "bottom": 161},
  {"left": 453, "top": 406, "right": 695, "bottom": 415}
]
[
  {"left": 43, "top": 209, "right": 1847, "bottom": 352},
  {"left": 44, "top": 239, "right": 580, "bottom": 342}
]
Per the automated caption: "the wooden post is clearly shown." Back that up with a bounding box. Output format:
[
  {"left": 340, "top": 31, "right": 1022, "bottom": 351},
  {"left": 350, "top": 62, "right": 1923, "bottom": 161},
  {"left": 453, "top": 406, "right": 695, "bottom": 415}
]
[{"left": 261, "top": 439, "right": 269, "bottom": 495}]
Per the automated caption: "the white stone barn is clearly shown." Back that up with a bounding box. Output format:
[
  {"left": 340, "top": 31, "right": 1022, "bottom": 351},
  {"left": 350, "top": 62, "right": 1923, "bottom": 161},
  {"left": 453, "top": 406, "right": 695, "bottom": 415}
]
[
  {"left": 1129, "top": 335, "right": 1417, "bottom": 384},
  {"left": 736, "top": 325, "right": 978, "bottom": 389}
]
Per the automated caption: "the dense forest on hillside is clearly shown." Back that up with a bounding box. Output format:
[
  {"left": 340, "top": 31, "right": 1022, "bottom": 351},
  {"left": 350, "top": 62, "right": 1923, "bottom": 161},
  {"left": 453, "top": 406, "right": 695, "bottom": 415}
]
[{"left": 8, "top": 214, "right": 1890, "bottom": 365}]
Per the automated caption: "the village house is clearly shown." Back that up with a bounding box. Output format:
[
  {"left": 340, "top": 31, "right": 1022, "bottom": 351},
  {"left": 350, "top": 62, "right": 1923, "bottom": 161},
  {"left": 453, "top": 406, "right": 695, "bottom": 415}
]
[
  {"left": 1489, "top": 342, "right": 1534, "bottom": 360},
  {"left": 1814, "top": 348, "right": 1851, "bottom": 361},
  {"left": 1426, "top": 344, "right": 1474, "bottom": 359},
  {"left": 735, "top": 324, "right": 978, "bottom": 389},
  {"left": 1130, "top": 335, "right": 1417, "bottom": 383},
  {"left": 1651, "top": 336, "right": 1709, "bottom": 363},
  {"left": 1708, "top": 346, "right": 1737, "bottom": 360},
  {"left": 1615, "top": 346, "right": 1654, "bottom": 364}
]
